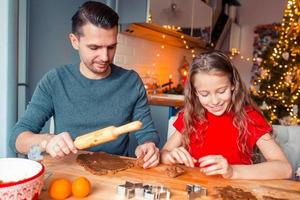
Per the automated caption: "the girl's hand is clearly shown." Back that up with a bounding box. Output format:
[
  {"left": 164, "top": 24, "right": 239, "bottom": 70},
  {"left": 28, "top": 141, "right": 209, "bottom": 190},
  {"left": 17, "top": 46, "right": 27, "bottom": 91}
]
[
  {"left": 163, "top": 147, "right": 196, "bottom": 167},
  {"left": 198, "top": 155, "right": 233, "bottom": 179}
]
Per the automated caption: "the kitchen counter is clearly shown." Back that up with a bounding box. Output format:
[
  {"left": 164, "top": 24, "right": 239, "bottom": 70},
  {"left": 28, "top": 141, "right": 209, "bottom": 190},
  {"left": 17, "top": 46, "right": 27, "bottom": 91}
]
[
  {"left": 147, "top": 94, "right": 184, "bottom": 107},
  {"left": 40, "top": 153, "right": 300, "bottom": 199}
]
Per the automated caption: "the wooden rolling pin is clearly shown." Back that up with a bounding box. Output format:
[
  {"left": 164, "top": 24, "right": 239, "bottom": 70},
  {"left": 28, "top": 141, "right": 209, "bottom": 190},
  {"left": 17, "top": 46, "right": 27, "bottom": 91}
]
[{"left": 74, "top": 121, "right": 143, "bottom": 149}]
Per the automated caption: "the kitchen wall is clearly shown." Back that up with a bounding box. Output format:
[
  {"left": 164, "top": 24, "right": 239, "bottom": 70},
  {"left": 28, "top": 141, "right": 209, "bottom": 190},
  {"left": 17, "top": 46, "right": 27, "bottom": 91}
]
[
  {"left": 232, "top": 0, "right": 287, "bottom": 86},
  {"left": 115, "top": 34, "right": 192, "bottom": 87},
  {"left": 27, "top": 0, "right": 86, "bottom": 100}
]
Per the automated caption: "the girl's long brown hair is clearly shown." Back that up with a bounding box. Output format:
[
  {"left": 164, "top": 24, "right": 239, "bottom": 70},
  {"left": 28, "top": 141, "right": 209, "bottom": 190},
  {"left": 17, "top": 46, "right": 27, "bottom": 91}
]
[{"left": 183, "top": 50, "right": 261, "bottom": 163}]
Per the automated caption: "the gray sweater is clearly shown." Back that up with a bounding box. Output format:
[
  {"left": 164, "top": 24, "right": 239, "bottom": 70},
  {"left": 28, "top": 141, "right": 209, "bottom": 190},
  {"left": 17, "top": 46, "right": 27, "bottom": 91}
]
[{"left": 10, "top": 63, "right": 159, "bottom": 155}]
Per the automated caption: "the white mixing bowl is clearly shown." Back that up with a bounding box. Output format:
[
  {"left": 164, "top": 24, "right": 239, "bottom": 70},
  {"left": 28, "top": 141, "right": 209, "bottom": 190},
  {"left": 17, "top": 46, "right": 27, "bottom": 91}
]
[{"left": 0, "top": 158, "right": 45, "bottom": 200}]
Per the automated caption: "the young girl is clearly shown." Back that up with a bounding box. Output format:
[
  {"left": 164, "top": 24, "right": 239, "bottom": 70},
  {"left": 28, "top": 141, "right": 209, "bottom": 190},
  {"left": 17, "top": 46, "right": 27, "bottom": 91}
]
[{"left": 161, "top": 51, "right": 292, "bottom": 179}]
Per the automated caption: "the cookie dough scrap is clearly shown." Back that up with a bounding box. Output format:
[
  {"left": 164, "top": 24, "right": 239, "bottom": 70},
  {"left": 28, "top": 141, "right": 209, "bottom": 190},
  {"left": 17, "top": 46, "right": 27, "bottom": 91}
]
[{"left": 165, "top": 165, "right": 185, "bottom": 178}]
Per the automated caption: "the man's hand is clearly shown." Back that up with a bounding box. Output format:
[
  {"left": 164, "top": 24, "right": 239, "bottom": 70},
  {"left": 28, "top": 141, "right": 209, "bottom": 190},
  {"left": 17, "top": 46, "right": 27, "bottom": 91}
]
[
  {"left": 135, "top": 142, "right": 159, "bottom": 169},
  {"left": 44, "top": 132, "right": 78, "bottom": 158},
  {"left": 198, "top": 155, "right": 233, "bottom": 179},
  {"left": 162, "top": 147, "right": 196, "bottom": 167}
]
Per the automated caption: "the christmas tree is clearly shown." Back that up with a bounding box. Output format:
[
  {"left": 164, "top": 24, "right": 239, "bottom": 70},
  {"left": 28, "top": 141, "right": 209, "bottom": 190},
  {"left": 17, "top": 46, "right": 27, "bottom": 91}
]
[{"left": 250, "top": 0, "right": 300, "bottom": 125}]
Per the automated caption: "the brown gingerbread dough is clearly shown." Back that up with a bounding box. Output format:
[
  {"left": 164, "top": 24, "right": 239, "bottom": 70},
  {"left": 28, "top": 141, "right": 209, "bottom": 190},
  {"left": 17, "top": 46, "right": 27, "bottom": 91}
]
[
  {"left": 165, "top": 165, "right": 185, "bottom": 178},
  {"left": 76, "top": 152, "right": 135, "bottom": 175}
]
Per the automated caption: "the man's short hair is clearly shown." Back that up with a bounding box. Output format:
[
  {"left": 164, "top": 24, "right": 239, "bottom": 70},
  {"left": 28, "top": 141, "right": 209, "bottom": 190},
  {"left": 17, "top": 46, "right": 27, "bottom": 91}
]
[{"left": 71, "top": 1, "right": 119, "bottom": 36}]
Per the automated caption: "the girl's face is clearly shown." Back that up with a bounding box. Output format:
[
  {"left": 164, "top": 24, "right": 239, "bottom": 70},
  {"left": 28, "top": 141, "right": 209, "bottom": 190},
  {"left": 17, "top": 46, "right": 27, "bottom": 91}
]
[{"left": 193, "top": 71, "right": 234, "bottom": 116}]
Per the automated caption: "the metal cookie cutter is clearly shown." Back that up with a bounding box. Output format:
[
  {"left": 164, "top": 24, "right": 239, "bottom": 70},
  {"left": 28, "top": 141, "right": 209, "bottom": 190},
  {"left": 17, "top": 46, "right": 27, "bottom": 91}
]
[
  {"left": 186, "top": 184, "right": 208, "bottom": 200},
  {"left": 143, "top": 185, "right": 170, "bottom": 200},
  {"left": 28, "top": 144, "right": 44, "bottom": 161},
  {"left": 157, "top": 186, "right": 171, "bottom": 200},
  {"left": 117, "top": 181, "right": 171, "bottom": 200}
]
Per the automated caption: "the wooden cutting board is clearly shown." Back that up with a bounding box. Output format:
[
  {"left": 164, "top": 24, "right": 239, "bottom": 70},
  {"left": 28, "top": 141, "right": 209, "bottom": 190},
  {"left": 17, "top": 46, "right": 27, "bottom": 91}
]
[{"left": 40, "top": 153, "right": 300, "bottom": 200}]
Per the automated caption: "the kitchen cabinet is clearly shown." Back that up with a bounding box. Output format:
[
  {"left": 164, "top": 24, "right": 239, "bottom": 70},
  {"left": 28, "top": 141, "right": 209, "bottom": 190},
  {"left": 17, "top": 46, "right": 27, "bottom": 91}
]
[
  {"left": 118, "top": 0, "right": 212, "bottom": 31},
  {"left": 117, "top": 0, "right": 148, "bottom": 24},
  {"left": 117, "top": 0, "right": 213, "bottom": 49},
  {"left": 150, "top": 0, "right": 213, "bottom": 38}
]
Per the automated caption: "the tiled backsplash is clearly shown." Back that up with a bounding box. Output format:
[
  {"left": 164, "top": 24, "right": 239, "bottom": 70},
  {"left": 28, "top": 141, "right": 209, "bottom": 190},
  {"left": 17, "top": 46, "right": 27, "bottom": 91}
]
[{"left": 114, "top": 33, "right": 193, "bottom": 86}]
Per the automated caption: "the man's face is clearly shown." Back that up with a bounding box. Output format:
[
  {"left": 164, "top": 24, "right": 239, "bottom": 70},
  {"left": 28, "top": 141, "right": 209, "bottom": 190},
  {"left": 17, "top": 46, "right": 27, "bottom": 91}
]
[{"left": 69, "top": 23, "right": 118, "bottom": 79}]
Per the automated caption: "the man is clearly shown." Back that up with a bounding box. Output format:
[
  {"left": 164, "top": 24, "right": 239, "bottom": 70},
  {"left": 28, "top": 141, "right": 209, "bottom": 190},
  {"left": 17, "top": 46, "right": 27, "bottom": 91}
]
[{"left": 10, "top": 1, "right": 160, "bottom": 168}]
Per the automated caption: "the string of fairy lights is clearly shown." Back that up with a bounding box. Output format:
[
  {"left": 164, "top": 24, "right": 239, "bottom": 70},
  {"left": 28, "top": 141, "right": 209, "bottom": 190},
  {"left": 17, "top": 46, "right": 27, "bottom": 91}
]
[
  {"left": 251, "top": 0, "right": 300, "bottom": 124},
  {"left": 161, "top": 25, "right": 197, "bottom": 57},
  {"left": 158, "top": 27, "right": 254, "bottom": 62},
  {"left": 146, "top": 14, "right": 197, "bottom": 69},
  {"left": 147, "top": 19, "right": 254, "bottom": 71}
]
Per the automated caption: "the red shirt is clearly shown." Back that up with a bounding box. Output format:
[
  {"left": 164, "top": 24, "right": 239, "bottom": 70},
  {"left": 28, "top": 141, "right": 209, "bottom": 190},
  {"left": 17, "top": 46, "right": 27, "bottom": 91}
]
[{"left": 173, "top": 107, "right": 272, "bottom": 165}]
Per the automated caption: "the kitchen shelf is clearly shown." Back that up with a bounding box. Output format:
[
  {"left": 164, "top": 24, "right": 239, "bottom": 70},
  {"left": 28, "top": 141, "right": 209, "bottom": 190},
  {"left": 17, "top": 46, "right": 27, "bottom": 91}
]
[{"left": 120, "top": 23, "right": 208, "bottom": 49}]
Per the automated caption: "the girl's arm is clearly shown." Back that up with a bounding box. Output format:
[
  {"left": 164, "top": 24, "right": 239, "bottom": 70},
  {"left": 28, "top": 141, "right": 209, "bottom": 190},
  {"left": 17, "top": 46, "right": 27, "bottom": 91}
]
[
  {"left": 231, "top": 133, "right": 292, "bottom": 179},
  {"left": 161, "top": 131, "right": 195, "bottom": 167}
]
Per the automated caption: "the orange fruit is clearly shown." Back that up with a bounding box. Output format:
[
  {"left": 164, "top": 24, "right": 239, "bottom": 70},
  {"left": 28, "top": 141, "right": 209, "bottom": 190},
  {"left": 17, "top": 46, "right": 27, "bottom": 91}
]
[
  {"left": 72, "top": 176, "right": 91, "bottom": 198},
  {"left": 48, "top": 178, "right": 72, "bottom": 200}
]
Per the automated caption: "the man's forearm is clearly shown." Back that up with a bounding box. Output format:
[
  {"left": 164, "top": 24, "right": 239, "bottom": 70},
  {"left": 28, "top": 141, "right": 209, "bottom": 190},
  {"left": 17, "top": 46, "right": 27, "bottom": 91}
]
[{"left": 15, "top": 131, "right": 54, "bottom": 154}]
